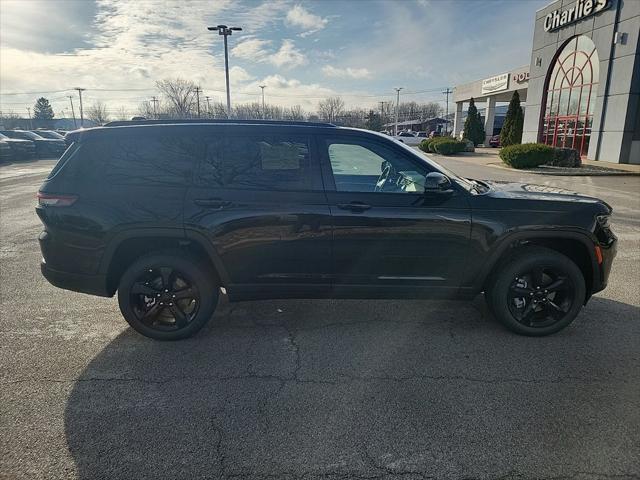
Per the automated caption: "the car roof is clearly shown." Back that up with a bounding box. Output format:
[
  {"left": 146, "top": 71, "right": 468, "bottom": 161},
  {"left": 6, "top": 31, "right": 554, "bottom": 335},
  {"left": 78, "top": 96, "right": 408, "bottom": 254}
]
[{"left": 65, "top": 119, "right": 386, "bottom": 142}]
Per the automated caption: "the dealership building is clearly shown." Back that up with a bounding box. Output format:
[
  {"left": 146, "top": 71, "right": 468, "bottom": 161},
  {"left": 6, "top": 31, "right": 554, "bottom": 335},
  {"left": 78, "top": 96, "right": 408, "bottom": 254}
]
[{"left": 453, "top": 0, "right": 639, "bottom": 164}]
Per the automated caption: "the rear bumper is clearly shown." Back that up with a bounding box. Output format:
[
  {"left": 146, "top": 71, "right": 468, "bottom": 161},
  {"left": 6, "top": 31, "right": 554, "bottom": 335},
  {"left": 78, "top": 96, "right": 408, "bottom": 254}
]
[{"left": 41, "top": 261, "right": 112, "bottom": 297}]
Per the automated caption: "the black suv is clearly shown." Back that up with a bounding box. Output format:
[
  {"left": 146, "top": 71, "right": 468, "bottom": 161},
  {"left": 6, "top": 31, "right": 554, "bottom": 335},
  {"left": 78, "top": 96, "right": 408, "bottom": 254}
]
[{"left": 37, "top": 120, "right": 616, "bottom": 340}]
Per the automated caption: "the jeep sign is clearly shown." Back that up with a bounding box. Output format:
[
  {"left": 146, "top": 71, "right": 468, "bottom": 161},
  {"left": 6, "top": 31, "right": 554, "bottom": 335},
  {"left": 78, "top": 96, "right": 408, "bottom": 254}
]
[{"left": 544, "top": 0, "right": 610, "bottom": 32}]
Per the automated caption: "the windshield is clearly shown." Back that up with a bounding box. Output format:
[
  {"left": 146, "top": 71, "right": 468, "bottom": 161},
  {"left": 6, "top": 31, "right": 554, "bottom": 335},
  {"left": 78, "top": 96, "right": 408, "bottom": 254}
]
[{"left": 2, "top": 131, "right": 42, "bottom": 140}]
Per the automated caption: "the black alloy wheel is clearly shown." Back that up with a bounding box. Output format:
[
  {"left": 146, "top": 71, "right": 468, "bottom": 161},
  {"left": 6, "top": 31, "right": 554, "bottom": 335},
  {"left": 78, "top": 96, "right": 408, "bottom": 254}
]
[
  {"left": 488, "top": 247, "right": 586, "bottom": 336},
  {"left": 130, "top": 266, "right": 200, "bottom": 331},
  {"left": 507, "top": 266, "right": 575, "bottom": 328},
  {"left": 118, "top": 251, "right": 218, "bottom": 340}
]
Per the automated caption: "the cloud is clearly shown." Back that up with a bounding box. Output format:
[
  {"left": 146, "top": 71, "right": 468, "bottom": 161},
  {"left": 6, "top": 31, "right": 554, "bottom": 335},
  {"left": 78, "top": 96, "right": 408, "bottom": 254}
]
[
  {"left": 269, "top": 40, "right": 307, "bottom": 68},
  {"left": 231, "top": 38, "right": 271, "bottom": 61},
  {"left": 285, "top": 4, "right": 328, "bottom": 36},
  {"left": 322, "top": 65, "right": 371, "bottom": 79}
]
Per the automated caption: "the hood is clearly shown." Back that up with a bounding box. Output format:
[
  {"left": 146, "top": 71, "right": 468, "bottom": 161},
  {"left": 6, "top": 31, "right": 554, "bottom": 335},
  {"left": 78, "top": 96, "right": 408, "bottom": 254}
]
[{"left": 482, "top": 180, "right": 611, "bottom": 210}]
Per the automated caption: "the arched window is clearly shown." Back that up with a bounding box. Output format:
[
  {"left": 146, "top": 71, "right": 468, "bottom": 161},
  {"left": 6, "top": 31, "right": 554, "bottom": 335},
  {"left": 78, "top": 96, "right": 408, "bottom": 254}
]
[{"left": 541, "top": 36, "right": 599, "bottom": 157}]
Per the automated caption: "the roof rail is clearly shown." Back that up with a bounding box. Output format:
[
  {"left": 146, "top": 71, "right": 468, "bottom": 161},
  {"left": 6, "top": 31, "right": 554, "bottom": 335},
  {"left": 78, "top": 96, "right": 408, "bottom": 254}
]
[{"left": 104, "top": 119, "right": 336, "bottom": 128}]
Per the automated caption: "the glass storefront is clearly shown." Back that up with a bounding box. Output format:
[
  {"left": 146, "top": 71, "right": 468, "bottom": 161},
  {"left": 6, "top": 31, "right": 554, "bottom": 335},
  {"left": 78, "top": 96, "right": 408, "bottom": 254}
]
[{"left": 541, "top": 35, "right": 599, "bottom": 157}]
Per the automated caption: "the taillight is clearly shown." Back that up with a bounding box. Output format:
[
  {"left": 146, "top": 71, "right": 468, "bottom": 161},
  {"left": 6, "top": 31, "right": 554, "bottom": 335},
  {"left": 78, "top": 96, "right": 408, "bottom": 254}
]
[{"left": 37, "top": 192, "right": 78, "bottom": 207}]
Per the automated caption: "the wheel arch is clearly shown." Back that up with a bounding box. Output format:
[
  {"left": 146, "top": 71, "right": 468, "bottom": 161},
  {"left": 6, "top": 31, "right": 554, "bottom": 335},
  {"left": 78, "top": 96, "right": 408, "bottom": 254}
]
[
  {"left": 478, "top": 230, "right": 598, "bottom": 302},
  {"left": 101, "top": 228, "right": 229, "bottom": 295}
]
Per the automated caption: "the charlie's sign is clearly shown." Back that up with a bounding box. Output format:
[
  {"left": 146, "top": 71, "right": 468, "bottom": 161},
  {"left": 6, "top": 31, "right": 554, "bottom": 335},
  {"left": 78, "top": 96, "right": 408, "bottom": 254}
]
[{"left": 544, "top": 0, "right": 610, "bottom": 32}]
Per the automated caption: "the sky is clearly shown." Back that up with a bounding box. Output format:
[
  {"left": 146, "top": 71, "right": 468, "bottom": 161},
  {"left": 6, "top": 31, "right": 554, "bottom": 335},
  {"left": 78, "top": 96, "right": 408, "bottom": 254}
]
[{"left": 0, "top": 0, "right": 549, "bottom": 118}]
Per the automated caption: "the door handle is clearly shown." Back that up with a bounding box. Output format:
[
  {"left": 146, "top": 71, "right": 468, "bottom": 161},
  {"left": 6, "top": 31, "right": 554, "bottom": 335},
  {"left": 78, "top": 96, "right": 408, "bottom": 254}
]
[
  {"left": 194, "top": 198, "right": 232, "bottom": 208},
  {"left": 337, "top": 202, "right": 371, "bottom": 212}
]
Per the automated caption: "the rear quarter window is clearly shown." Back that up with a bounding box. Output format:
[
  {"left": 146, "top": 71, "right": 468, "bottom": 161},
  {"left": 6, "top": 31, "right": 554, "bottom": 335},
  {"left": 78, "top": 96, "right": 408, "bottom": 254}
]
[{"left": 89, "top": 133, "right": 201, "bottom": 186}]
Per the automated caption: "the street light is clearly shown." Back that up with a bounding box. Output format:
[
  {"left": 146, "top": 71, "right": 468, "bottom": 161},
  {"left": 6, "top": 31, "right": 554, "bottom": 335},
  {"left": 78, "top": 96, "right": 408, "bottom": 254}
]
[
  {"left": 208, "top": 25, "right": 242, "bottom": 117},
  {"left": 259, "top": 85, "right": 266, "bottom": 119},
  {"left": 394, "top": 87, "right": 403, "bottom": 136}
]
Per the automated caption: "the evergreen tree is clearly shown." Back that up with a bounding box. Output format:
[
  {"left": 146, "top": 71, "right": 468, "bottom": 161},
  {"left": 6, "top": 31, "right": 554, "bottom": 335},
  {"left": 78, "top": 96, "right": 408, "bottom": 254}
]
[
  {"left": 365, "top": 110, "right": 383, "bottom": 131},
  {"left": 463, "top": 97, "right": 485, "bottom": 146},
  {"left": 500, "top": 91, "right": 524, "bottom": 147},
  {"left": 33, "top": 97, "right": 54, "bottom": 121}
]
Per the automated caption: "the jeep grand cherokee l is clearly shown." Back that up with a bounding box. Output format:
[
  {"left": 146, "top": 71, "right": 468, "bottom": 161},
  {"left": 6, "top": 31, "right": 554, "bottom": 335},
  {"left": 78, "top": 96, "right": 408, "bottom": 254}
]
[{"left": 36, "top": 120, "right": 616, "bottom": 340}]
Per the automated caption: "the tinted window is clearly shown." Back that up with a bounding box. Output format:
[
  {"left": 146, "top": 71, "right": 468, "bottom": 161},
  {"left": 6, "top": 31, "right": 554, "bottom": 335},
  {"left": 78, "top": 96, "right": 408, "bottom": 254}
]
[
  {"left": 326, "top": 138, "right": 428, "bottom": 194},
  {"left": 91, "top": 133, "right": 200, "bottom": 186},
  {"left": 198, "top": 134, "right": 317, "bottom": 191}
]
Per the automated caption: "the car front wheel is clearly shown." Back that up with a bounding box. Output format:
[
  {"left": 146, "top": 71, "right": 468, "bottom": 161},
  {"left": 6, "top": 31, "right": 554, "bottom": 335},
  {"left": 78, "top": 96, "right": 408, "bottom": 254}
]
[
  {"left": 487, "top": 247, "right": 586, "bottom": 336},
  {"left": 117, "top": 251, "right": 218, "bottom": 340}
]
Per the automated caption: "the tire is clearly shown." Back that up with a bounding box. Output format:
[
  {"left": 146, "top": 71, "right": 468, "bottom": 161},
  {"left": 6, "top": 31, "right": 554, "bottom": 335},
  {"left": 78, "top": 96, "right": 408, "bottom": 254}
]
[
  {"left": 488, "top": 247, "right": 586, "bottom": 336},
  {"left": 117, "top": 251, "right": 218, "bottom": 340}
]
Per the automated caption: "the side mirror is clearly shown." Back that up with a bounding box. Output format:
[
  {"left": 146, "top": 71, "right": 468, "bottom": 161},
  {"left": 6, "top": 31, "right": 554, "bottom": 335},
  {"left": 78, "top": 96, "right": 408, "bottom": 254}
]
[{"left": 424, "top": 172, "right": 452, "bottom": 192}]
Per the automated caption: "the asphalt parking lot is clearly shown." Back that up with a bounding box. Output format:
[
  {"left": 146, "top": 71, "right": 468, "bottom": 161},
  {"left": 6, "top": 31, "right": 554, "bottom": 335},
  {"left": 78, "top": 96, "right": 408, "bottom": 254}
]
[{"left": 1, "top": 157, "right": 639, "bottom": 480}]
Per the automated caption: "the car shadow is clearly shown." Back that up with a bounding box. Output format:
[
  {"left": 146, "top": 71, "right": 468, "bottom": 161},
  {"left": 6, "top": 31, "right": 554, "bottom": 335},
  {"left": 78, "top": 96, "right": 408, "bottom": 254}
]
[{"left": 64, "top": 295, "right": 640, "bottom": 479}]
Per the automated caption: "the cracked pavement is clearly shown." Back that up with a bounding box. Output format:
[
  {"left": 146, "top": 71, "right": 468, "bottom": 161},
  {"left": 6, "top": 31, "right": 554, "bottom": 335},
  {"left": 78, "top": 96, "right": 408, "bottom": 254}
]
[{"left": 1, "top": 158, "right": 639, "bottom": 480}]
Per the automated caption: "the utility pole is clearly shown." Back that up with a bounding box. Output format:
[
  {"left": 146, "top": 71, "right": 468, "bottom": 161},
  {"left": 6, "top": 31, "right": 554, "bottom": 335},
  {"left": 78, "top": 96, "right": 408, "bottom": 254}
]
[
  {"left": 26, "top": 107, "right": 33, "bottom": 129},
  {"left": 208, "top": 25, "right": 242, "bottom": 117},
  {"left": 259, "top": 85, "right": 266, "bottom": 119},
  {"left": 193, "top": 86, "right": 202, "bottom": 118},
  {"left": 379, "top": 101, "right": 389, "bottom": 128},
  {"left": 442, "top": 87, "right": 453, "bottom": 135},
  {"left": 74, "top": 87, "right": 85, "bottom": 127},
  {"left": 394, "top": 88, "right": 403, "bottom": 135},
  {"left": 205, "top": 96, "right": 212, "bottom": 117},
  {"left": 151, "top": 96, "right": 159, "bottom": 119},
  {"left": 68, "top": 96, "right": 77, "bottom": 128}
]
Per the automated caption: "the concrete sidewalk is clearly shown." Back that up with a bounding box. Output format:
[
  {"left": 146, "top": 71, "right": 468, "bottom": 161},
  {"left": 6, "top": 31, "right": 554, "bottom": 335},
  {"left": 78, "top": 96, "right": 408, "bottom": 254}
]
[{"left": 421, "top": 147, "right": 640, "bottom": 176}]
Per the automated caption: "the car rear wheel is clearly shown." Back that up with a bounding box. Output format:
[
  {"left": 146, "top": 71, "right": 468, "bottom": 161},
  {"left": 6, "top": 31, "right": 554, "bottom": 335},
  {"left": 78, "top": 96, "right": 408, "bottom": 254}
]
[
  {"left": 488, "top": 247, "right": 586, "bottom": 336},
  {"left": 117, "top": 251, "right": 218, "bottom": 340}
]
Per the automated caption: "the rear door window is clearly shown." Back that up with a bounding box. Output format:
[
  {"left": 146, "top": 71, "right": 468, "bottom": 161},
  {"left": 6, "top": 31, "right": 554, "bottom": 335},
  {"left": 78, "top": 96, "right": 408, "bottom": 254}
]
[
  {"left": 198, "top": 134, "right": 321, "bottom": 191},
  {"left": 93, "top": 133, "right": 201, "bottom": 186}
]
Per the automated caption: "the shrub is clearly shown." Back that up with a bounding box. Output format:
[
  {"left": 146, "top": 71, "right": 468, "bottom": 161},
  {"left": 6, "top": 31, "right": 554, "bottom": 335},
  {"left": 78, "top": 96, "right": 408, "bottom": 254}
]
[
  {"left": 549, "top": 147, "right": 582, "bottom": 167},
  {"left": 419, "top": 138, "right": 433, "bottom": 153},
  {"left": 432, "top": 138, "right": 466, "bottom": 155},
  {"left": 499, "top": 143, "right": 555, "bottom": 168}
]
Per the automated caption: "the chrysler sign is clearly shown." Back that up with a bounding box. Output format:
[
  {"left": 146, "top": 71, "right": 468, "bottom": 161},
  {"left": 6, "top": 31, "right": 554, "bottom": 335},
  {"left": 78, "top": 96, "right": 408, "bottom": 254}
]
[
  {"left": 544, "top": 0, "right": 610, "bottom": 32},
  {"left": 482, "top": 73, "right": 509, "bottom": 94}
]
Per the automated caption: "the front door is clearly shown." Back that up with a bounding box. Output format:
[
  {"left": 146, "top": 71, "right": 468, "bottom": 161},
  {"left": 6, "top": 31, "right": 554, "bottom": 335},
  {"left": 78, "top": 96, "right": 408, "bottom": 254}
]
[
  {"left": 183, "top": 127, "right": 332, "bottom": 297},
  {"left": 318, "top": 134, "right": 472, "bottom": 296}
]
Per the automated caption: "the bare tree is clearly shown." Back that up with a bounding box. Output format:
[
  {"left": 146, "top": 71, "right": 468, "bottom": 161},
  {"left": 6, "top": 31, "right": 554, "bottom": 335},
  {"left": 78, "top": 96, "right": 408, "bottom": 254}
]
[
  {"left": 156, "top": 78, "right": 198, "bottom": 118},
  {"left": 286, "top": 105, "right": 306, "bottom": 121},
  {"left": 113, "top": 106, "right": 130, "bottom": 121},
  {"left": 85, "top": 101, "right": 109, "bottom": 125},
  {"left": 317, "top": 96, "right": 345, "bottom": 123}
]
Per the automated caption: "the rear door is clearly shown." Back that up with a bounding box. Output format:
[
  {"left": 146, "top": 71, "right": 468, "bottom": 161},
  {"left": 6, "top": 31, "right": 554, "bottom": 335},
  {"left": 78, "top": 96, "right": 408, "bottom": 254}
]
[
  {"left": 183, "top": 126, "right": 332, "bottom": 296},
  {"left": 318, "top": 133, "right": 472, "bottom": 295}
]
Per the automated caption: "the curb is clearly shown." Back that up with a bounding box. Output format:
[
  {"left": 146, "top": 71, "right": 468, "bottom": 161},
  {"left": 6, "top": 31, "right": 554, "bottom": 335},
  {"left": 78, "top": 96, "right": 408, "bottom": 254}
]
[{"left": 485, "top": 162, "right": 640, "bottom": 177}]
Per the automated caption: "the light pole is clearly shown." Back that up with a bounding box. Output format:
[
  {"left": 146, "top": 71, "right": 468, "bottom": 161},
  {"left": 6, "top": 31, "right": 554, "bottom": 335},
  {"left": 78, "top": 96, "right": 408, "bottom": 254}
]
[
  {"left": 259, "top": 85, "right": 266, "bottom": 119},
  {"left": 74, "top": 87, "right": 85, "bottom": 127},
  {"left": 26, "top": 107, "right": 32, "bottom": 129},
  {"left": 208, "top": 25, "right": 242, "bottom": 117},
  {"left": 68, "top": 96, "right": 77, "bottom": 128},
  {"left": 205, "top": 96, "right": 212, "bottom": 117},
  {"left": 394, "top": 87, "right": 403, "bottom": 135},
  {"left": 442, "top": 87, "right": 452, "bottom": 135}
]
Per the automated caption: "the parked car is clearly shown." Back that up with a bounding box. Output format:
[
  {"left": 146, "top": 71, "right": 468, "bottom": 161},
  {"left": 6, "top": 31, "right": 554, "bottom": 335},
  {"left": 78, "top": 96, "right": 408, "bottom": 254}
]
[
  {"left": 489, "top": 135, "right": 501, "bottom": 148},
  {"left": 0, "top": 130, "right": 67, "bottom": 158},
  {"left": 0, "top": 132, "right": 36, "bottom": 161},
  {"left": 34, "top": 130, "right": 65, "bottom": 140},
  {"left": 0, "top": 138, "right": 11, "bottom": 162},
  {"left": 37, "top": 119, "right": 616, "bottom": 340},
  {"left": 393, "top": 131, "right": 422, "bottom": 146},
  {"left": 416, "top": 132, "right": 428, "bottom": 138}
]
